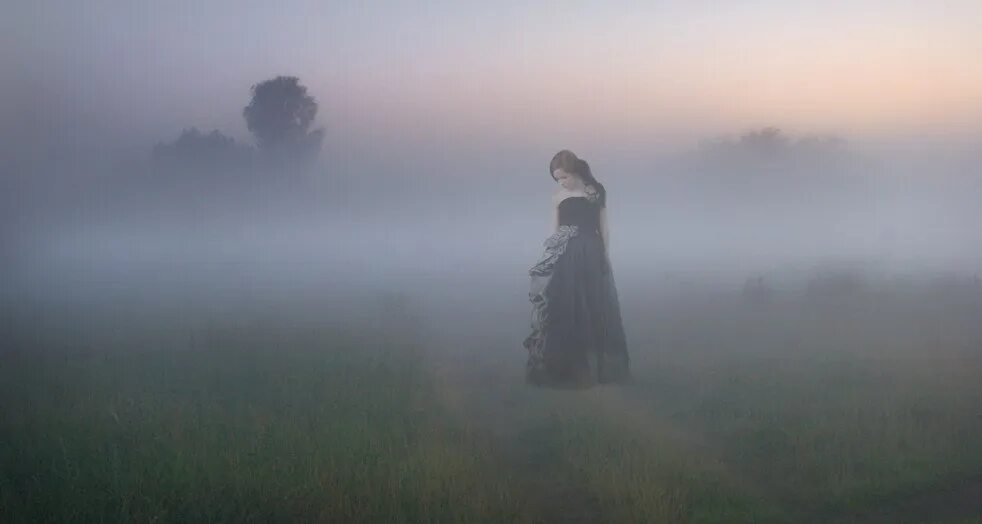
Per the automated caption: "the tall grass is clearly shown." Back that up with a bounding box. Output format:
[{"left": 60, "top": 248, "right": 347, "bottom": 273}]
[
  {"left": 2, "top": 282, "right": 981, "bottom": 523},
  {"left": 0, "top": 301, "right": 522, "bottom": 523}
]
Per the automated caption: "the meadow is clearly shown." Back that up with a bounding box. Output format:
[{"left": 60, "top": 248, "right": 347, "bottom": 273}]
[{"left": 2, "top": 274, "right": 982, "bottom": 523}]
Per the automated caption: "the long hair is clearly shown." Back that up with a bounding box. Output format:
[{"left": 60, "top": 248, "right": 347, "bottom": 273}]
[{"left": 549, "top": 149, "right": 607, "bottom": 207}]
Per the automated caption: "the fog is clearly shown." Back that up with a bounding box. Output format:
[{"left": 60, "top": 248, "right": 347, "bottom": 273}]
[
  {"left": 7, "top": 5, "right": 982, "bottom": 520},
  {"left": 3, "top": 127, "right": 981, "bottom": 334},
  {"left": 3, "top": 1, "right": 982, "bottom": 359}
]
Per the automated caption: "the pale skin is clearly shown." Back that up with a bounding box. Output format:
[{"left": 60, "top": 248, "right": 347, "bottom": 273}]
[{"left": 551, "top": 168, "right": 609, "bottom": 255}]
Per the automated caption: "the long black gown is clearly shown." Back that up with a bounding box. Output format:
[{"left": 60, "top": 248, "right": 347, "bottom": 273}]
[{"left": 523, "top": 187, "right": 630, "bottom": 388}]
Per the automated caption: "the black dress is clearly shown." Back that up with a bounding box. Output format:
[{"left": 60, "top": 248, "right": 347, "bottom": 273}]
[{"left": 523, "top": 186, "right": 630, "bottom": 388}]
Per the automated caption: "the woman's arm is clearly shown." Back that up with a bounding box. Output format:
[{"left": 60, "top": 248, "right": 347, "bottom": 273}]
[
  {"left": 552, "top": 190, "right": 563, "bottom": 233},
  {"left": 598, "top": 207, "right": 609, "bottom": 254}
]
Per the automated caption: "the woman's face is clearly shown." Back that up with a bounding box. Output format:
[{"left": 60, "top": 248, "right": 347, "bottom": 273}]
[{"left": 553, "top": 168, "right": 581, "bottom": 190}]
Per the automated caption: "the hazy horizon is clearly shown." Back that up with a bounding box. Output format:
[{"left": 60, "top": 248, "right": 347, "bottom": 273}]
[
  {"left": 5, "top": 5, "right": 982, "bottom": 520},
  {"left": 4, "top": 1, "right": 982, "bottom": 307},
  {"left": 5, "top": 1, "right": 982, "bottom": 165}
]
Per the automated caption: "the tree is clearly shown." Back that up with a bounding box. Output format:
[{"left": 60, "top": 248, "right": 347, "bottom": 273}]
[
  {"left": 151, "top": 127, "right": 253, "bottom": 172},
  {"left": 242, "top": 76, "right": 324, "bottom": 170},
  {"left": 739, "top": 127, "right": 789, "bottom": 154},
  {"left": 697, "top": 127, "right": 849, "bottom": 160}
]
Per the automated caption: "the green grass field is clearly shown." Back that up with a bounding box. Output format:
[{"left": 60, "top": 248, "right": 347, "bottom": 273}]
[{"left": 2, "top": 287, "right": 981, "bottom": 523}]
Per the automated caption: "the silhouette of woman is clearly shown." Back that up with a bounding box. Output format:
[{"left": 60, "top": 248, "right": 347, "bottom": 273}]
[{"left": 523, "top": 150, "right": 631, "bottom": 388}]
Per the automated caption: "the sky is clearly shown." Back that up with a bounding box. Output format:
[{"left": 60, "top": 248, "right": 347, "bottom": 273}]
[
  {"left": 4, "top": 0, "right": 982, "bottom": 314},
  {"left": 5, "top": 0, "right": 982, "bottom": 164}
]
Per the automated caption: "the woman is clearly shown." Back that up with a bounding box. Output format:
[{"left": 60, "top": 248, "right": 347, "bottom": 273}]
[{"left": 523, "top": 150, "right": 631, "bottom": 388}]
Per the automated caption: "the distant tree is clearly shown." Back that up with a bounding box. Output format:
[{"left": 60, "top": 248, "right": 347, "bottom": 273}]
[
  {"left": 681, "top": 125, "right": 869, "bottom": 218},
  {"left": 151, "top": 127, "right": 253, "bottom": 172},
  {"left": 697, "top": 127, "right": 849, "bottom": 161},
  {"left": 242, "top": 76, "right": 324, "bottom": 170},
  {"left": 739, "top": 126, "right": 790, "bottom": 154}
]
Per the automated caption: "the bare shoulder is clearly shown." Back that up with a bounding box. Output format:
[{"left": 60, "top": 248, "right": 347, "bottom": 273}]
[{"left": 553, "top": 187, "right": 589, "bottom": 206}]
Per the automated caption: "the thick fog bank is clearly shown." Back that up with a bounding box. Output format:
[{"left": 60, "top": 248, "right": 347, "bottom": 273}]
[{"left": 3, "top": 142, "right": 981, "bottom": 316}]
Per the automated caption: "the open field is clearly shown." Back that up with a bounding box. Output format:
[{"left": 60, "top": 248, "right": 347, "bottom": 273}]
[{"left": 2, "top": 276, "right": 982, "bottom": 523}]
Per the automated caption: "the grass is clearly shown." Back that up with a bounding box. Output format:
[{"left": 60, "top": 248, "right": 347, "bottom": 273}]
[
  {"left": 0, "top": 302, "right": 522, "bottom": 523},
  {"left": 2, "top": 285, "right": 981, "bottom": 523}
]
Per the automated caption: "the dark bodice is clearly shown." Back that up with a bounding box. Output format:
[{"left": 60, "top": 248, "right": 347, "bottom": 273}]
[{"left": 558, "top": 196, "right": 601, "bottom": 235}]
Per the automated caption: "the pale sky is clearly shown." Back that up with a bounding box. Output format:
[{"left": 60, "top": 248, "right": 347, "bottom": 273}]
[
  {"left": 4, "top": 0, "right": 982, "bottom": 300},
  {"left": 5, "top": 0, "right": 982, "bottom": 160}
]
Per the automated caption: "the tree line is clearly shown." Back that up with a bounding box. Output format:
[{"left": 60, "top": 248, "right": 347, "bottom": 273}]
[{"left": 151, "top": 76, "right": 324, "bottom": 176}]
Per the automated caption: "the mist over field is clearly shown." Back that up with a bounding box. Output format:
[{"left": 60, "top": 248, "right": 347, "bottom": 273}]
[
  {"left": 3, "top": 2, "right": 982, "bottom": 522},
  {"left": 4, "top": 130, "right": 981, "bottom": 318}
]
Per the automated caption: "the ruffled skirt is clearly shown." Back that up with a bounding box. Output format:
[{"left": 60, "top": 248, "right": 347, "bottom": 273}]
[{"left": 523, "top": 225, "right": 631, "bottom": 388}]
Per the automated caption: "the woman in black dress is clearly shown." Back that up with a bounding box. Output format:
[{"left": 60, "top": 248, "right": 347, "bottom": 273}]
[{"left": 523, "top": 150, "right": 631, "bottom": 388}]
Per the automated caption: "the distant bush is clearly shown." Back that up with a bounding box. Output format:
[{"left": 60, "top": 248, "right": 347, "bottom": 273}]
[
  {"left": 696, "top": 127, "right": 851, "bottom": 165},
  {"left": 151, "top": 127, "right": 254, "bottom": 173}
]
